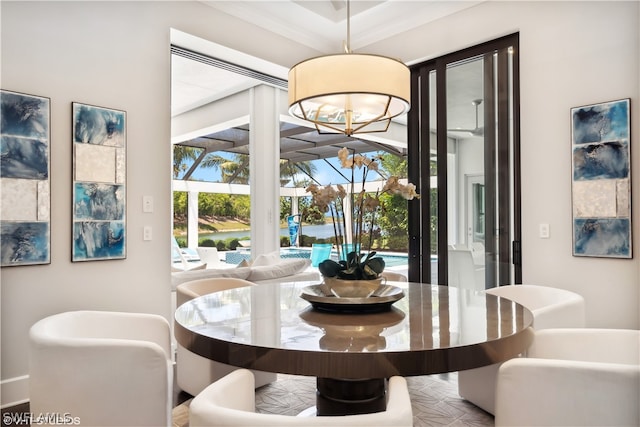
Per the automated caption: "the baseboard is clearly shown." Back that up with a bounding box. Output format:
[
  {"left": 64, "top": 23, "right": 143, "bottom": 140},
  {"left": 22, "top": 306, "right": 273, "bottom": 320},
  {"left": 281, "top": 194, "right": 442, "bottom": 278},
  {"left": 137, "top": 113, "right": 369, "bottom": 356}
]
[{"left": 1, "top": 375, "right": 29, "bottom": 409}]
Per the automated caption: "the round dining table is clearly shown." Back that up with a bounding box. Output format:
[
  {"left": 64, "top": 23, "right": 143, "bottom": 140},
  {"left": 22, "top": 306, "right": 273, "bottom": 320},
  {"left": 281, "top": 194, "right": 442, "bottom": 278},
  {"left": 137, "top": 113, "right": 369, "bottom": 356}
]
[{"left": 174, "top": 279, "right": 533, "bottom": 416}]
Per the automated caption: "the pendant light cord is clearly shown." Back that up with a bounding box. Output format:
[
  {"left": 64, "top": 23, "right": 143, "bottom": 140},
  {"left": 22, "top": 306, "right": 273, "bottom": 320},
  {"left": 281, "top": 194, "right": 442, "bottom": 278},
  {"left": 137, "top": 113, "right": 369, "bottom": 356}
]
[{"left": 346, "top": 0, "right": 351, "bottom": 53}]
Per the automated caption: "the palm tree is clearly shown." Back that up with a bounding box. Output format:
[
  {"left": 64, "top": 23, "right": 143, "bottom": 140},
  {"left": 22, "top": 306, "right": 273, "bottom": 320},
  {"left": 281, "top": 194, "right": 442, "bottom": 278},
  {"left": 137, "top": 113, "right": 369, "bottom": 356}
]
[
  {"left": 175, "top": 145, "right": 318, "bottom": 187},
  {"left": 172, "top": 145, "right": 199, "bottom": 178},
  {"left": 221, "top": 154, "right": 250, "bottom": 184},
  {"left": 218, "top": 154, "right": 317, "bottom": 187},
  {"left": 174, "top": 145, "right": 236, "bottom": 180},
  {"left": 199, "top": 152, "right": 229, "bottom": 174},
  {"left": 279, "top": 159, "right": 316, "bottom": 187}
]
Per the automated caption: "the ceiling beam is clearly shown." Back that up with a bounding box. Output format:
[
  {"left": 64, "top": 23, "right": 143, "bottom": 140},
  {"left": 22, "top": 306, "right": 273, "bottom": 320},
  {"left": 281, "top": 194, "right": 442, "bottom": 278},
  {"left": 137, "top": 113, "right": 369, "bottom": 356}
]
[
  {"left": 279, "top": 125, "right": 314, "bottom": 138},
  {"left": 360, "top": 140, "right": 407, "bottom": 158}
]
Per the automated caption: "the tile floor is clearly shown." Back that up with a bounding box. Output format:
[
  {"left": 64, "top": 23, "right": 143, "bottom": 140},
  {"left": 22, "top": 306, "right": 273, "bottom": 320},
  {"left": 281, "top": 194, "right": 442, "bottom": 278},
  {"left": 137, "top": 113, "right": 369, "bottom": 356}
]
[{"left": 173, "top": 372, "right": 494, "bottom": 427}]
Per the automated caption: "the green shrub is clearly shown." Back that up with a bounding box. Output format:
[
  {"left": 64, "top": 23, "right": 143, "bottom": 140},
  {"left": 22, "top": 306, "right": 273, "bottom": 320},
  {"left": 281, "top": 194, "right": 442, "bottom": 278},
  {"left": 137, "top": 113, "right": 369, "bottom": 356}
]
[
  {"left": 229, "top": 239, "right": 240, "bottom": 250},
  {"left": 299, "top": 234, "right": 319, "bottom": 246},
  {"left": 385, "top": 235, "right": 409, "bottom": 252},
  {"left": 223, "top": 238, "right": 238, "bottom": 249},
  {"left": 199, "top": 238, "right": 216, "bottom": 247},
  {"left": 216, "top": 241, "right": 226, "bottom": 251}
]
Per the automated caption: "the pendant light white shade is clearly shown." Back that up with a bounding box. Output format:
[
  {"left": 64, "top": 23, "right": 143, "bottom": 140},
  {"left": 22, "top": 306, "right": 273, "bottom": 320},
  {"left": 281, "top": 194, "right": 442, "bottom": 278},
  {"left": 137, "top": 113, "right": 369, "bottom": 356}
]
[{"left": 288, "top": 53, "right": 410, "bottom": 136}]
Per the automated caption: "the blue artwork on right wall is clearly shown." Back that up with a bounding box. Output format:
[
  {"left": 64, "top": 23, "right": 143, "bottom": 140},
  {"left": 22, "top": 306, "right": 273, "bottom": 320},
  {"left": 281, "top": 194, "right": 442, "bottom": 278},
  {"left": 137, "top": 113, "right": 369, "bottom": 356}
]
[
  {"left": 573, "top": 141, "right": 629, "bottom": 181},
  {"left": 572, "top": 99, "right": 629, "bottom": 144},
  {"left": 571, "top": 99, "right": 631, "bottom": 258},
  {"left": 574, "top": 218, "right": 630, "bottom": 258}
]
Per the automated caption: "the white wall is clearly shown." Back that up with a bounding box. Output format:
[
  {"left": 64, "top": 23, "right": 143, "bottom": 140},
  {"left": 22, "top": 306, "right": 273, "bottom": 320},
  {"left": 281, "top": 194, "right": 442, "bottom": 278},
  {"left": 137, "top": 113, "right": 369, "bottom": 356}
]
[{"left": 1, "top": 0, "right": 638, "bottom": 407}]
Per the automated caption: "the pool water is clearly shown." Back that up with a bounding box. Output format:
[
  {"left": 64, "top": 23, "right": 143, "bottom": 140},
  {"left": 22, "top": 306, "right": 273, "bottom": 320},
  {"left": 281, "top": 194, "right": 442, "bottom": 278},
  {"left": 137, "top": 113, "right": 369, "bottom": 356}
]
[
  {"left": 224, "top": 247, "right": 408, "bottom": 267},
  {"left": 376, "top": 253, "right": 410, "bottom": 267}
]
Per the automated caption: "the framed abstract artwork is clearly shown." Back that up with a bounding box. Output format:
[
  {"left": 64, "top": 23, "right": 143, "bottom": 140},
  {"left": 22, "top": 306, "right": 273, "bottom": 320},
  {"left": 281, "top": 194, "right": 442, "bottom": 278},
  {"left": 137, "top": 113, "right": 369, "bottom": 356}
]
[
  {"left": 0, "top": 90, "right": 51, "bottom": 267},
  {"left": 72, "top": 102, "right": 126, "bottom": 261},
  {"left": 571, "top": 98, "right": 631, "bottom": 258}
]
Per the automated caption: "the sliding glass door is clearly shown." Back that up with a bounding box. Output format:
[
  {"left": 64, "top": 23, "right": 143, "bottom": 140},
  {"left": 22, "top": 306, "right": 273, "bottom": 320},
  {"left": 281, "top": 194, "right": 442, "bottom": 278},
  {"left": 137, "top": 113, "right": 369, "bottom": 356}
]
[{"left": 408, "top": 34, "right": 521, "bottom": 289}]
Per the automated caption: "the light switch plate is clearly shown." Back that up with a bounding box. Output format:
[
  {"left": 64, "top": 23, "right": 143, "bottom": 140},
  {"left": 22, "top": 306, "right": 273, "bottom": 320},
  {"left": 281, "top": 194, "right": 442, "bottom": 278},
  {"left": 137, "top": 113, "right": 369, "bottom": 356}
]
[
  {"left": 143, "top": 196, "right": 154, "bottom": 213},
  {"left": 539, "top": 223, "right": 550, "bottom": 239}
]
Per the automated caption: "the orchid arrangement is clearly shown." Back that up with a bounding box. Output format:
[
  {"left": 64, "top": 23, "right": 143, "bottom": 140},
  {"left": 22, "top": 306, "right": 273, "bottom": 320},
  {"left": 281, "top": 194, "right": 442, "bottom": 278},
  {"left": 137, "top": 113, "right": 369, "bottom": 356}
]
[{"left": 306, "top": 147, "right": 419, "bottom": 280}]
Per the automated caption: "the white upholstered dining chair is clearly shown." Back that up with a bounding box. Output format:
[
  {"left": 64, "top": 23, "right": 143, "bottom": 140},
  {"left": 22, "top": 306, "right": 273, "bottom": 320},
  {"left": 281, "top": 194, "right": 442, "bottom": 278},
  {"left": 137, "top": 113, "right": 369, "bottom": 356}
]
[
  {"left": 176, "top": 277, "right": 277, "bottom": 396},
  {"left": 29, "top": 310, "right": 173, "bottom": 427},
  {"left": 495, "top": 328, "right": 640, "bottom": 426},
  {"left": 189, "top": 369, "right": 414, "bottom": 426},
  {"left": 458, "top": 284, "right": 586, "bottom": 414},
  {"left": 380, "top": 271, "right": 408, "bottom": 282}
]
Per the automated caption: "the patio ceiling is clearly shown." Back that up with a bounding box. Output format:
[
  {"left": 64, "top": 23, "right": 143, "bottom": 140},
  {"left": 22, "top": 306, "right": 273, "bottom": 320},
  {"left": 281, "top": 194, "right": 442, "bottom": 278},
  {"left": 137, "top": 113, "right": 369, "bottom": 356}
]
[{"left": 175, "top": 120, "right": 407, "bottom": 169}]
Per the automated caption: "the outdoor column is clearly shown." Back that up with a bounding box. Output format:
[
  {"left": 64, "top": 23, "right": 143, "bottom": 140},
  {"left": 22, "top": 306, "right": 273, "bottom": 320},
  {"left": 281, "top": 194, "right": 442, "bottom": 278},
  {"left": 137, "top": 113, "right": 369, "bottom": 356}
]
[
  {"left": 187, "top": 190, "right": 199, "bottom": 249},
  {"left": 249, "top": 85, "right": 280, "bottom": 258},
  {"left": 342, "top": 193, "right": 353, "bottom": 244}
]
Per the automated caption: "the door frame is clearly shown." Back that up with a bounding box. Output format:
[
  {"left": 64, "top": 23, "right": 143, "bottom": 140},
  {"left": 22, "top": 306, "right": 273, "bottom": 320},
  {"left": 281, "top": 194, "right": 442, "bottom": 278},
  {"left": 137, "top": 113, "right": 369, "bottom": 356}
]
[{"left": 407, "top": 33, "right": 521, "bottom": 286}]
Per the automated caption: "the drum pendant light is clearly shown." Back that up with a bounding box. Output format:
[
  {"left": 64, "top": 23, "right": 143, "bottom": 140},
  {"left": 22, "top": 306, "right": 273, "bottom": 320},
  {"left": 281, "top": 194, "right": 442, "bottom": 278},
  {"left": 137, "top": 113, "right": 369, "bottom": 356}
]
[{"left": 288, "top": 1, "right": 410, "bottom": 136}]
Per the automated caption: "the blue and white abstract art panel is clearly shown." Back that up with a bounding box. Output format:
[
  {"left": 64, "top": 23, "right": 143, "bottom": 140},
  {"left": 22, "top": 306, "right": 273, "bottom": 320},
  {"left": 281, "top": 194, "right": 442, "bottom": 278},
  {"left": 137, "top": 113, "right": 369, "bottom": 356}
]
[
  {"left": 73, "top": 103, "right": 125, "bottom": 147},
  {"left": 572, "top": 141, "right": 629, "bottom": 181},
  {"left": 571, "top": 99, "right": 631, "bottom": 258},
  {"left": 0, "top": 90, "right": 50, "bottom": 267},
  {"left": 0, "top": 222, "right": 50, "bottom": 266},
  {"left": 74, "top": 183, "right": 125, "bottom": 221},
  {"left": 1, "top": 91, "right": 49, "bottom": 140},
  {"left": 572, "top": 99, "right": 629, "bottom": 144},
  {"left": 1, "top": 136, "right": 49, "bottom": 179},
  {"left": 574, "top": 218, "right": 630, "bottom": 258},
  {"left": 72, "top": 102, "right": 126, "bottom": 262},
  {"left": 73, "top": 221, "right": 125, "bottom": 261}
]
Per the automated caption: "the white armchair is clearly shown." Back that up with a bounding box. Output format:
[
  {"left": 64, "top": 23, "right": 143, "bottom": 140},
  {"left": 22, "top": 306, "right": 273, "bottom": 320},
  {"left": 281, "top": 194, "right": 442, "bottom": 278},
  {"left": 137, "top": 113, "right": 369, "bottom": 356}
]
[
  {"left": 189, "top": 369, "right": 414, "bottom": 426},
  {"left": 448, "top": 249, "right": 485, "bottom": 291},
  {"left": 458, "top": 284, "right": 586, "bottom": 414},
  {"left": 29, "top": 310, "right": 173, "bottom": 427},
  {"left": 495, "top": 328, "right": 640, "bottom": 426},
  {"left": 176, "top": 278, "right": 277, "bottom": 396}
]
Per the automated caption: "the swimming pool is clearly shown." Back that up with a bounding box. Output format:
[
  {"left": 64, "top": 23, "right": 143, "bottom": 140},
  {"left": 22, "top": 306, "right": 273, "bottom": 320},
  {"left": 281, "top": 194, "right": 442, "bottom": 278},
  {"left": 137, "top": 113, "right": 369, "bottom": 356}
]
[
  {"left": 224, "top": 247, "right": 409, "bottom": 267},
  {"left": 376, "top": 252, "right": 410, "bottom": 267}
]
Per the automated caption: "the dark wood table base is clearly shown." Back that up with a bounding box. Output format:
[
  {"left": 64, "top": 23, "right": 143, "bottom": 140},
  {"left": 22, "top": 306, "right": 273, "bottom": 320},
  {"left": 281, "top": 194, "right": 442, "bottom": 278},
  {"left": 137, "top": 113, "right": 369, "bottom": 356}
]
[{"left": 316, "top": 378, "right": 386, "bottom": 416}]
